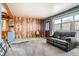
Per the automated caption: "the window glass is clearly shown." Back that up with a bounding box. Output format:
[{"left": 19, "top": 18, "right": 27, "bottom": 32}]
[
  {"left": 75, "top": 31, "right": 79, "bottom": 38},
  {"left": 62, "top": 16, "right": 73, "bottom": 23},
  {"left": 54, "top": 24, "right": 61, "bottom": 31},
  {"left": 62, "top": 23, "right": 70, "bottom": 31},
  {"left": 75, "top": 22, "right": 79, "bottom": 30},
  {"left": 74, "top": 14, "right": 79, "bottom": 21},
  {"left": 54, "top": 19, "right": 61, "bottom": 24},
  {"left": 45, "top": 22, "right": 49, "bottom": 31}
]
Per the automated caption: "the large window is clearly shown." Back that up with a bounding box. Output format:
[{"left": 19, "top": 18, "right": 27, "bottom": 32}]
[
  {"left": 76, "top": 31, "right": 79, "bottom": 38},
  {"left": 54, "top": 24, "right": 61, "bottom": 31},
  {"left": 54, "top": 19, "right": 61, "bottom": 31},
  {"left": 54, "top": 19, "right": 61, "bottom": 24},
  {"left": 62, "top": 16, "right": 73, "bottom": 31},
  {"left": 53, "top": 12, "right": 79, "bottom": 38},
  {"left": 62, "top": 16, "right": 73, "bottom": 23},
  {"left": 75, "top": 22, "right": 79, "bottom": 31},
  {"left": 62, "top": 23, "right": 71, "bottom": 31},
  {"left": 74, "top": 14, "right": 79, "bottom": 21},
  {"left": 75, "top": 14, "right": 79, "bottom": 37}
]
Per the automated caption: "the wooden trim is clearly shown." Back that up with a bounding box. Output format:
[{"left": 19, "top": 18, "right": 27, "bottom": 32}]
[{"left": 2, "top": 3, "right": 13, "bottom": 16}]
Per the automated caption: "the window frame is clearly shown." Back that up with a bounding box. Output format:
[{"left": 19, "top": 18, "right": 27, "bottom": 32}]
[
  {"left": 74, "top": 14, "right": 79, "bottom": 21},
  {"left": 74, "top": 14, "right": 79, "bottom": 38},
  {"left": 54, "top": 18, "right": 62, "bottom": 31},
  {"left": 54, "top": 19, "right": 61, "bottom": 24},
  {"left": 62, "top": 16, "right": 73, "bottom": 23},
  {"left": 53, "top": 12, "right": 79, "bottom": 38}
]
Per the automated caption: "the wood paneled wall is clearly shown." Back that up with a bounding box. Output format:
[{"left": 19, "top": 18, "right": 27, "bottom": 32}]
[{"left": 14, "top": 16, "right": 45, "bottom": 39}]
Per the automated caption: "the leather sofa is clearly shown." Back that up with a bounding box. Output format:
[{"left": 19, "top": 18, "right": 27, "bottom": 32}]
[{"left": 47, "top": 31, "right": 77, "bottom": 51}]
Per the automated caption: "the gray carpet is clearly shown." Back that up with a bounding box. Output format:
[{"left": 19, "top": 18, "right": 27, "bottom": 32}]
[{"left": 5, "top": 38, "right": 79, "bottom": 56}]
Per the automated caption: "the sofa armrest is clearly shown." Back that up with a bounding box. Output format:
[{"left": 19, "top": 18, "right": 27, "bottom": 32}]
[
  {"left": 65, "top": 37, "right": 75, "bottom": 43},
  {"left": 65, "top": 38, "right": 71, "bottom": 43},
  {"left": 49, "top": 35, "right": 54, "bottom": 37}
]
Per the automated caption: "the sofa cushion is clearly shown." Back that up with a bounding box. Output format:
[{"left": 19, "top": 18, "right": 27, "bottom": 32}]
[
  {"left": 60, "top": 32, "right": 76, "bottom": 37},
  {"left": 53, "top": 38, "right": 69, "bottom": 45}
]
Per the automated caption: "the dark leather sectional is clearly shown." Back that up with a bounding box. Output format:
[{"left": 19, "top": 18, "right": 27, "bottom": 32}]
[{"left": 47, "top": 31, "right": 77, "bottom": 51}]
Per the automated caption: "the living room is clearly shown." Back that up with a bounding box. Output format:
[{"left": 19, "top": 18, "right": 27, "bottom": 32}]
[{"left": 0, "top": 3, "right": 79, "bottom": 56}]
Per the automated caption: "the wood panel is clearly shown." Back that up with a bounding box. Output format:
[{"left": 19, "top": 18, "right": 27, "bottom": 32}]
[
  {"left": 14, "top": 16, "right": 45, "bottom": 39},
  {"left": 2, "top": 3, "right": 12, "bottom": 16}
]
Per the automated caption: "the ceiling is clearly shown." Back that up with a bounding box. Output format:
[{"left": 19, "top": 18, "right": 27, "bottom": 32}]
[{"left": 7, "top": 3, "right": 79, "bottom": 19}]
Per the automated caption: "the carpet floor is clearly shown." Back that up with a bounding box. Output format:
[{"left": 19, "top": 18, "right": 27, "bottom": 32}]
[{"left": 5, "top": 38, "right": 79, "bottom": 56}]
